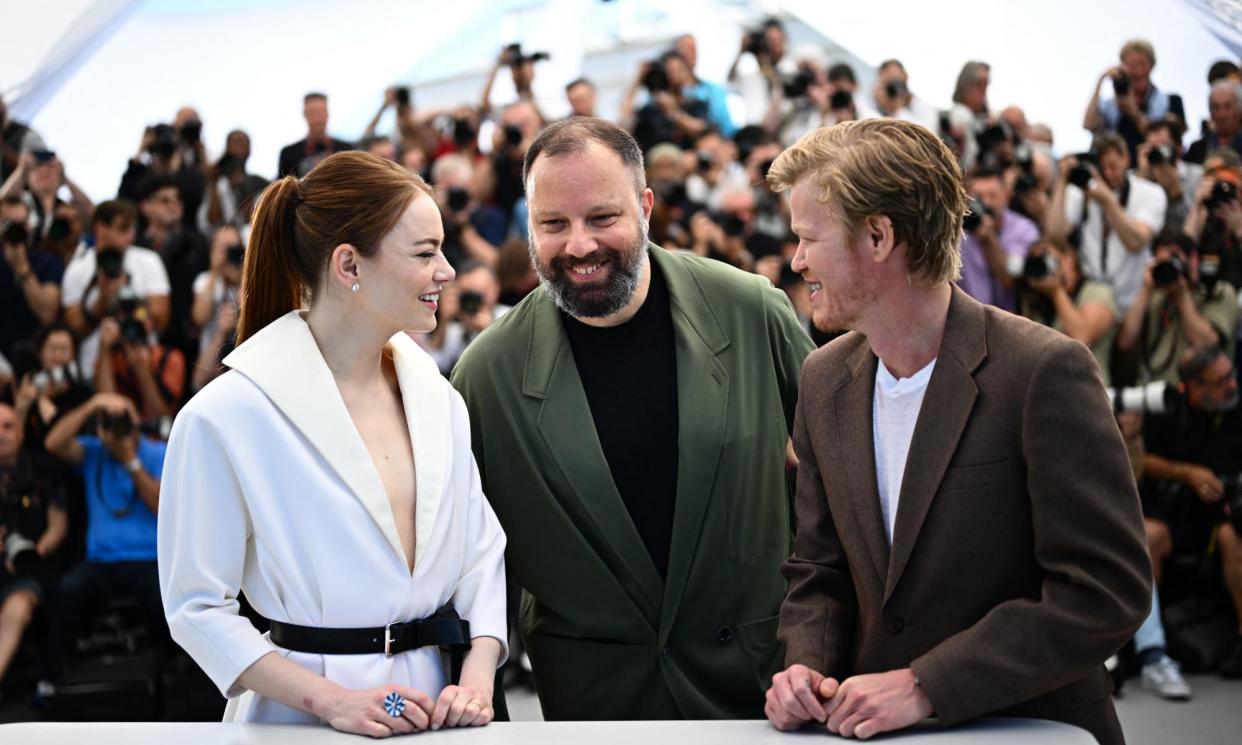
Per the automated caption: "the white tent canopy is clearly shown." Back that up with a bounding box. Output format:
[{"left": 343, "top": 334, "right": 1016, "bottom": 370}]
[{"left": 7, "top": 0, "right": 1242, "bottom": 202}]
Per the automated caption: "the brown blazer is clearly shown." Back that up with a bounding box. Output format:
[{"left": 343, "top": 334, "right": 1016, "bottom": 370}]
[{"left": 780, "top": 286, "right": 1151, "bottom": 745}]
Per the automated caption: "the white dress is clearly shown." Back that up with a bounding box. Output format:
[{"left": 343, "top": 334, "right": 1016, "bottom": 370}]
[{"left": 157, "top": 311, "right": 508, "bottom": 723}]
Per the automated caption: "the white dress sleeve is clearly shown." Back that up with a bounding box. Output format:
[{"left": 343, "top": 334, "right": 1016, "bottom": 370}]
[{"left": 157, "top": 397, "right": 279, "bottom": 697}]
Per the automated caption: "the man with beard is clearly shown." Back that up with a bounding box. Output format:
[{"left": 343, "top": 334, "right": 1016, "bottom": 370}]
[{"left": 451, "top": 117, "right": 813, "bottom": 719}]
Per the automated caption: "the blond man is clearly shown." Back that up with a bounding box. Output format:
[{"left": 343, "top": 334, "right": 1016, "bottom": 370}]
[{"left": 764, "top": 119, "right": 1151, "bottom": 744}]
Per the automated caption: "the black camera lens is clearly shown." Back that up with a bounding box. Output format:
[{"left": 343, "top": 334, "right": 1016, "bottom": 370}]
[
  {"left": 1207, "top": 180, "right": 1238, "bottom": 209},
  {"left": 722, "top": 214, "right": 747, "bottom": 238},
  {"left": 1112, "top": 73, "right": 1131, "bottom": 96},
  {"left": 97, "top": 247, "right": 125, "bottom": 279},
  {"left": 180, "top": 119, "right": 202, "bottom": 145},
  {"left": 458, "top": 290, "right": 485, "bottom": 316},
  {"left": 696, "top": 151, "right": 713, "bottom": 172},
  {"left": 1152, "top": 257, "right": 1186, "bottom": 288},
  {"left": 447, "top": 186, "right": 470, "bottom": 213},
  {"left": 1067, "top": 165, "right": 1093, "bottom": 190},
  {"left": 1023, "top": 254, "right": 1056, "bottom": 280},
  {"left": 226, "top": 244, "right": 245, "bottom": 265},
  {"left": 885, "top": 80, "right": 906, "bottom": 100},
  {"left": 121, "top": 317, "right": 147, "bottom": 345},
  {"left": 395, "top": 86, "right": 411, "bottom": 106},
  {"left": 452, "top": 118, "right": 476, "bottom": 148},
  {"left": 829, "top": 90, "right": 853, "bottom": 110},
  {"left": 503, "top": 123, "right": 524, "bottom": 148},
  {"left": 2, "top": 219, "right": 29, "bottom": 246},
  {"left": 48, "top": 217, "right": 72, "bottom": 242},
  {"left": 642, "top": 63, "right": 670, "bottom": 93},
  {"left": 963, "top": 197, "right": 986, "bottom": 232},
  {"left": 101, "top": 411, "right": 134, "bottom": 438},
  {"left": 783, "top": 70, "right": 814, "bottom": 99}
]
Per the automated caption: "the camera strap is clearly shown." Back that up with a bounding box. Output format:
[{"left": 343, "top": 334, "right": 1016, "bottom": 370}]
[{"left": 1098, "top": 176, "right": 1132, "bottom": 277}]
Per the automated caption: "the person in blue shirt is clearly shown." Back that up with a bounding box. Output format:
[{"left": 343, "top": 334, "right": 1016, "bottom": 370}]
[
  {"left": 1084, "top": 39, "right": 1182, "bottom": 161},
  {"left": 42, "top": 391, "right": 166, "bottom": 684},
  {"left": 674, "top": 34, "right": 736, "bottom": 137}
]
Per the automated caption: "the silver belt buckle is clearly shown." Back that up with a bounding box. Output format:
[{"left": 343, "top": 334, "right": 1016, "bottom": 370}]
[{"left": 384, "top": 622, "right": 397, "bottom": 657}]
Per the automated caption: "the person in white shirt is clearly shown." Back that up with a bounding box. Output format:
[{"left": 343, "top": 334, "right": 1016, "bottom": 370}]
[
  {"left": 158, "top": 151, "right": 507, "bottom": 736},
  {"left": 869, "top": 59, "right": 940, "bottom": 132},
  {"left": 61, "top": 201, "right": 171, "bottom": 381},
  {"left": 1048, "top": 132, "right": 1168, "bottom": 312}
]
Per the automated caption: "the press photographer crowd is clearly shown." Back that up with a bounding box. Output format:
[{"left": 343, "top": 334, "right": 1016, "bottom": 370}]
[{"left": 1, "top": 19, "right": 1240, "bottom": 725}]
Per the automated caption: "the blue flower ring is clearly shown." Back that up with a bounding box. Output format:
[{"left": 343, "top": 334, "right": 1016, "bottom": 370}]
[{"left": 384, "top": 691, "right": 406, "bottom": 718}]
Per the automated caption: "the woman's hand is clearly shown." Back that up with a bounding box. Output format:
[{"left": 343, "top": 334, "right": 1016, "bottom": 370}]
[
  {"left": 320, "top": 685, "right": 435, "bottom": 737},
  {"left": 429, "top": 683, "right": 494, "bottom": 729}
]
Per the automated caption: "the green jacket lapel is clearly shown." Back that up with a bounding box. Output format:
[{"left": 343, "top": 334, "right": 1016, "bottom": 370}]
[{"left": 523, "top": 288, "right": 664, "bottom": 624}]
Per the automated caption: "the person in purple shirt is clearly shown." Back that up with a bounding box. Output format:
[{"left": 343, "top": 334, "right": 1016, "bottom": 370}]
[{"left": 957, "top": 168, "right": 1040, "bottom": 311}]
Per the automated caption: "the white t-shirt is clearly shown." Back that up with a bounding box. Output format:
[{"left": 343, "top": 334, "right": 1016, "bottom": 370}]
[
  {"left": 61, "top": 244, "right": 171, "bottom": 381},
  {"left": 873, "top": 358, "right": 936, "bottom": 544},
  {"left": 1063, "top": 173, "right": 1166, "bottom": 312}
]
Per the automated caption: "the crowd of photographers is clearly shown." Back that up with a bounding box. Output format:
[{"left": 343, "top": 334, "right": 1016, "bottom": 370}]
[{"left": 0, "top": 17, "right": 1239, "bottom": 718}]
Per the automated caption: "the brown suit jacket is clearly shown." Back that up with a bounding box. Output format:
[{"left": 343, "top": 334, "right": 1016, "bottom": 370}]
[{"left": 780, "top": 286, "right": 1151, "bottom": 744}]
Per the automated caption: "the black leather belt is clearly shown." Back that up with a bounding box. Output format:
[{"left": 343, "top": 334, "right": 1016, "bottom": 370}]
[{"left": 267, "top": 606, "right": 471, "bottom": 683}]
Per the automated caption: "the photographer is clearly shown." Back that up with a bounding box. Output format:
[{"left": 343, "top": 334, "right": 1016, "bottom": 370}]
[
  {"left": 277, "top": 93, "right": 353, "bottom": 178},
  {"left": 1141, "top": 344, "right": 1242, "bottom": 678},
  {"left": 624, "top": 51, "right": 709, "bottom": 153},
  {"left": 0, "top": 400, "right": 67, "bottom": 691},
  {"left": 480, "top": 43, "right": 548, "bottom": 121},
  {"left": 1019, "top": 237, "right": 1118, "bottom": 384},
  {"left": 870, "top": 58, "right": 939, "bottom": 131},
  {"left": 431, "top": 154, "right": 504, "bottom": 269},
  {"left": 0, "top": 149, "right": 93, "bottom": 244},
  {"left": 42, "top": 392, "right": 166, "bottom": 688},
  {"left": 426, "top": 261, "right": 509, "bottom": 375},
  {"left": 728, "top": 17, "right": 793, "bottom": 125},
  {"left": 94, "top": 293, "right": 185, "bottom": 420},
  {"left": 1183, "top": 149, "right": 1242, "bottom": 291},
  {"left": 1047, "top": 133, "right": 1167, "bottom": 312},
  {"left": 1, "top": 195, "right": 63, "bottom": 362},
  {"left": 1138, "top": 118, "right": 1200, "bottom": 232},
  {"left": 190, "top": 225, "right": 242, "bottom": 369},
  {"left": 0, "top": 92, "right": 46, "bottom": 182},
  {"left": 481, "top": 100, "right": 542, "bottom": 235},
  {"left": 1083, "top": 39, "right": 1180, "bottom": 160},
  {"left": 136, "top": 177, "right": 208, "bottom": 361},
  {"left": 958, "top": 168, "right": 1041, "bottom": 311},
  {"left": 1117, "top": 232, "right": 1237, "bottom": 384},
  {"left": 15, "top": 323, "right": 91, "bottom": 456},
  {"left": 118, "top": 118, "right": 206, "bottom": 229},
  {"left": 1185, "top": 80, "right": 1242, "bottom": 166},
  {"left": 62, "top": 201, "right": 171, "bottom": 383},
  {"left": 199, "top": 129, "right": 268, "bottom": 233},
  {"left": 948, "top": 61, "right": 991, "bottom": 168},
  {"left": 673, "top": 34, "right": 736, "bottom": 136}
]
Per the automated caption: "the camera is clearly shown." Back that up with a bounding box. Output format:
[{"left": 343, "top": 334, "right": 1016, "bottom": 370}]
[
  {"left": 149, "top": 124, "right": 177, "bottom": 159},
  {"left": 4, "top": 533, "right": 39, "bottom": 576},
  {"left": 47, "top": 215, "right": 73, "bottom": 243},
  {"left": 97, "top": 247, "right": 125, "bottom": 279},
  {"left": 885, "top": 79, "right": 908, "bottom": 100},
  {"left": 99, "top": 410, "right": 134, "bottom": 439},
  {"left": 503, "top": 123, "right": 524, "bottom": 148},
  {"left": 713, "top": 212, "right": 747, "bottom": 238},
  {"left": 745, "top": 29, "right": 769, "bottom": 56},
  {"left": 976, "top": 121, "right": 1011, "bottom": 153},
  {"left": 504, "top": 43, "right": 549, "bottom": 66},
  {"left": 1107, "top": 381, "right": 1178, "bottom": 415},
  {"left": 829, "top": 89, "right": 853, "bottom": 111},
  {"left": 1067, "top": 152, "right": 1097, "bottom": 190},
  {"left": 32, "top": 364, "right": 73, "bottom": 394},
  {"left": 459, "top": 290, "right": 485, "bottom": 316},
  {"left": 179, "top": 119, "right": 202, "bottom": 146},
  {"left": 447, "top": 186, "right": 470, "bottom": 213},
  {"left": 1, "top": 219, "right": 29, "bottom": 247},
  {"left": 695, "top": 150, "right": 714, "bottom": 173},
  {"left": 1112, "top": 72, "right": 1131, "bottom": 96},
  {"left": 394, "top": 86, "right": 411, "bottom": 106},
  {"left": 452, "top": 118, "right": 476, "bottom": 148},
  {"left": 1152, "top": 255, "right": 1188, "bottom": 288},
  {"left": 226, "top": 243, "right": 245, "bottom": 266},
  {"left": 1206, "top": 179, "right": 1238, "bottom": 210},
  {"left": 962, "top": 197, "right": 992, "bottom": 233},
  {"left": 1023, "top": 253, "right": 1059, "bottom": 281},
  {"left": 1147, "top": 144, "right": 1174, "bottom": 167},
  {"left": 642, "top": 62, "right": 670, "bottom": 93},
  {"left": 783, "top": 69, "right": 815, "bottom": 99},
  {"left": 116, "top": 288, "right": 148, "bottom": 346}
]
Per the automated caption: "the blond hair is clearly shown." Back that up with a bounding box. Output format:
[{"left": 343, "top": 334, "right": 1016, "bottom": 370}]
[
  {"left": 767, "top": 119, "right": 967, "bottom": 286},
  {"left": 1120, "top": 39, "right": 1155, "bottom": 67}
]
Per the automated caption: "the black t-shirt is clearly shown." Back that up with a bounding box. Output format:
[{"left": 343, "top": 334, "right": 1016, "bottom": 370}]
[
  {"left": 0, "top": 450, "right": 65, "bottom": 542},
  {"left": 1144, "top": 403, "right": 1242, "bottom": 477},
  {"left": 562, "top": 261, "right": 679, "bottom": 578},
  {"left": 0, "top": 244, "right": 65, "bottom": 362}
]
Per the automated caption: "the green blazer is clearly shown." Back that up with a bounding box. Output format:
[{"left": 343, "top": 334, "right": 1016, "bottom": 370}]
[{"left": 452, "top": 247, "right": 814, "bottom": 719}]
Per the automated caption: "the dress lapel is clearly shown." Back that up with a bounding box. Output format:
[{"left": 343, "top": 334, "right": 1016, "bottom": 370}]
[
  {"left": 883, "top": 287, "right": 986, "bottom": 603},
  {"left": 223, "top": 311, "right": 408, "bottom": 571}
]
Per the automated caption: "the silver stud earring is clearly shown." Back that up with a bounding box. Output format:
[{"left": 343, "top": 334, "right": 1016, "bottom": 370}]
[{"left": 351, "top": 282, "right": 360, "bottom": 293}]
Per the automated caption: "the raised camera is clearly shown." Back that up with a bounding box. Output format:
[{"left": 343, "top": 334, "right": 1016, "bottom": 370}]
[
  {"left": 1, "top": 219, "right": 29, "bottom": 246},
  {"left": 394, "top": 86, "right": 411, "bottom": 106},
  {"left": 1112, "top": 72, "right": 1131, "bottom": 96},
  {"left": 459, "top": 290, "right": 485, "bottom": 316},
  {"left": 226, "top": 244, "right": 245, "bottom": 266},
  {"left": 829, "top": 89, "right": 853, "bottom": 110},
  {"left": 1207, "top": 180, "right": 1238, "bottom": 210},
  {"left": 642, "top": 63, "right": 670, "bottom": 93},
  {"left": 962, "top": 197, "right": 992, "bottom": 233},
  {"left": 97, "top": 247, "right": 125, "bottom": 279},
  {"left": 885, "top": 79, "right": 907, "bottom": 100},
  {"left": 99, "top": 410, "right": 134, "bottom": 439},
  {"left": 1152, "top": 256, "right": 1187, "bottom": 288},
  {"left": 1023, "top": 253, "right": 1059, "bottom": 280},
  {"left": 1147, "top": 144, "right": 1174, "bottom": 167},
  {"left": 783, "top": 69, "right": 815, "bottom": 99},
  {"left": 447, "top": 186, "right": 470, "bottom": 213}
]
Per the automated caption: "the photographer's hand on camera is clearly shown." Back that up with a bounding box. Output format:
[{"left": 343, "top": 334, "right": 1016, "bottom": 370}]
[{"left": 1179, "top": 463, "right": 1226, "bottom": 504}]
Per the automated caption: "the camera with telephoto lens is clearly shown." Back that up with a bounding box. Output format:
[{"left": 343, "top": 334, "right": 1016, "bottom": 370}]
[
  {"left": 1112, "top": 72, "right": 1131, "bottom": 96},
  {"left": 96, "top": 247, "right": 125, "bottom": 279},
  {"left": 226, "top": 243, "right": 245, "bottom": 266},
  {"left": 1022, "top": 253, "right": 1060, "bottom": 281},
  {"left": 642, "top": 62, "right": 670, "bottom": 93},
  {"left": 394, "top": 86, "right": 411, "bottom": 106},
  {"left": 1206, "top": 179, "right": 1238, "bottom": 210},
  {"left": 503, "top": 123, "right": 524, "bottom": 148},
  {"left": 99, "top": 410, "right": 134, "bottom": 439},
  {"left": 1147, "top": 144, "right": 1174, "bottom": 167},
  {"left": 1, "top": 219, "right": 29, "bottom": 247},
  {"left": 783, "top": 69, "right": 815, "bottom": 99},
  {"left": 829, "top": 89, "right": 853, "bottom": 110},
  {"left": 458, "top": 290, "right": 485, "bottom": 317},
  {"left": 447, "top": 186, "right": 470, "bottom": 213},
  {"left": 149, "top": 124, "right": 177, "bottom": 159},
  {"left": 1067, "top": 152, "right": 1097, "bottom": 190},
  {"left": 885, "top": 79, "right": 908, "bottom": 100},
  {"left": 962, "top": 197, "right": 992, "bottom": 233},
  {"left": 1152, "top": 255, "right": 1188, "bottom": 288},
  {"left": 1107, "top": 381, "right": 1180, "bottom": 415},
  {"left": 504, "top": 43, "right": 549, "bottom": 66},
  {"left": 115, "top": 288, "right": 148, "bottom": 346}
]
